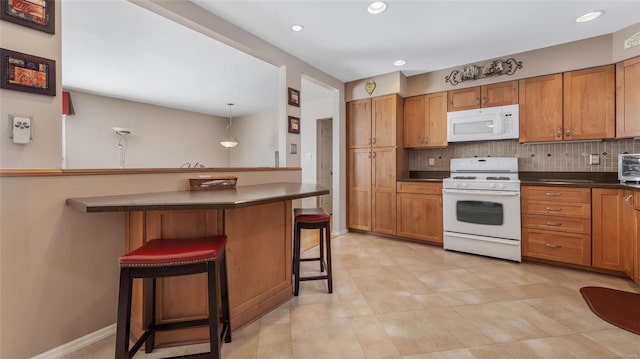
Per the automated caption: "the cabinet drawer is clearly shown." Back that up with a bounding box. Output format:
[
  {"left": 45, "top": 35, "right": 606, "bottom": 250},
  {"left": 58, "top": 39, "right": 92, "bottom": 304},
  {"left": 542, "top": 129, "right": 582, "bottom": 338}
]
[
  {"left": 522, "top": 214, "right": 590, "bottom": 234},
  {"left": 522, "top": 228, "right": 591, "bottom": 266},
  {"left": 397, "top": 182, "right": 442, "bottom": 194},
  {"left": 522, "top": 186, "right": 590, "bottom": 203},
  {"left": 522, "top": 201, "right": 591, "bottom": 218}
]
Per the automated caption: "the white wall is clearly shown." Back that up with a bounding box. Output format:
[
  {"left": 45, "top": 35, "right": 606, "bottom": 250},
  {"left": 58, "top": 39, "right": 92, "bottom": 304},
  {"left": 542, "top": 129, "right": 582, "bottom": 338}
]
[{"left": 230, "top": 110, "right": 279, "bottom": 167}]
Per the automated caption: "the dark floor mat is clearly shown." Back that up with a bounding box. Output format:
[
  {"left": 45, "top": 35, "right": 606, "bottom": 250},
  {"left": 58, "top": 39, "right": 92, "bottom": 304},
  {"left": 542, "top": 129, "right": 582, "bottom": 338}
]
[{"left": 580, "top": 286, "right": 640, "bottom": 336}]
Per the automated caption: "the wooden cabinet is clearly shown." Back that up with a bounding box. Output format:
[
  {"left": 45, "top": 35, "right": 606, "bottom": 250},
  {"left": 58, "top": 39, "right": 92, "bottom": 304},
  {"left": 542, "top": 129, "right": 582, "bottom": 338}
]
[
  {"left": 519, "top": 65, "right": 615, "bottom": 143},
  {"left": 622, "top": 190, "right": 636, "bottom": 279},
  {"left": 616, "top": 56, "right": 640, "bottom": 138},
  {"left": 396, "top": 182, "right": 443, "bottom": 244},
  {"left": 521, "top": 186, "right": 591, "bottom": 266},
  {"left": 592, "top": 188, "right": 624, "bottom": 271},
  {"left": 447, "top": 80, "right": 518, "bottom": 111},
  {"left": 563, "top": 65, "right": 615, "bottom": 140},
  {"left": 519, "top": 74, "right": 564, "bottom": 142},
  {"left": 403, "top": 92, "right": 447, "bottom": 148},
  {"left": 347, "top": 94, "right": 405, "bottom": 235}
]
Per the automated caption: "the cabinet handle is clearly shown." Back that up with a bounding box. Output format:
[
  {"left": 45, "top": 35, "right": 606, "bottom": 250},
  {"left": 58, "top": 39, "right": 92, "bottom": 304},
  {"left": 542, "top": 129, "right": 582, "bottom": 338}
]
[
  {"left": 372, "top": 152, "right": 377, "bottom": 158},
  {"left": 546, "top": 207, "right": 562, "bottom": 211},
  {"left": 476, "top": 98, "right": 480, "bottom": 105},
  {"left": 565, "top": 127, "right": 571, "bottom": 137},
  {"left": 368, "top": 152, "right": 371, "bottom": 159},
  {"left": 425, "top": 136, "right": 429, "bottom": 144},
  {"left": 368, "top": 137, "right": 372, "bottom": 145},
  {"left": 372, "top": 137, "right": 377, "bottom": 145},
  {"left": 546, "top": 221, "right": 562, "bottom": 226},
  {"left": 545, "top": 192, "right": 561, "bottom": 197},
  {"left": 556, "top": 127, "right": 562, "bottom": 138},
  {"left": 481, "top": 97, "right": 487, "bottom": 106},
  {"left": 546, "top": 243, "right": 562, "bottom": 249},
  {"left": 625, "top": 194, "right": 633, "bottom": 204}
]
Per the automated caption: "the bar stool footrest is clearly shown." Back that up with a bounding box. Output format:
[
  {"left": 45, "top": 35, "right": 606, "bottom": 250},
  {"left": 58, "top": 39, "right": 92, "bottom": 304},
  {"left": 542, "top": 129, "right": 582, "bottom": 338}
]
[
  {"left": 300, "top": 257, "right": 322, "bottom": 262},
  {"left": 299, "top": 274, "right": 329, "bottom": 281}
]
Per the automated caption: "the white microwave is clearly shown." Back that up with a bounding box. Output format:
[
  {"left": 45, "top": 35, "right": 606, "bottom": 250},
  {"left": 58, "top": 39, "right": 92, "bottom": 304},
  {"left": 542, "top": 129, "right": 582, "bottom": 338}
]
[{"left": 447, "top": 104, "right": 519, "bottom": 142}]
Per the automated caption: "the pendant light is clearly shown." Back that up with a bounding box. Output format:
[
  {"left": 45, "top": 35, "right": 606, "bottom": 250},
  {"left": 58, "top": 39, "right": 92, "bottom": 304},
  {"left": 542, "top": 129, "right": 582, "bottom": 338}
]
[{"left": 220, "top": 103, "right": 238, "bottom": 148}]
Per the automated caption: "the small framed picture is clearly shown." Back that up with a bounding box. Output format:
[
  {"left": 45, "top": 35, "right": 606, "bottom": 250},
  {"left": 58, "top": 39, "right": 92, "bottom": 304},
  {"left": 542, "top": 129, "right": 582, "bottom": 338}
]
[
  {"left": 0, "top": 48, "right": 56, "bottom": 96},
  {"left": 288, "top": 116, "right": 300, "bottom": 134},
  {"left": 287, "top": 87, "right": 300, "bottom": 107},
  {"left": 0, "top": 0, "right": 55, "bottom": 34}
]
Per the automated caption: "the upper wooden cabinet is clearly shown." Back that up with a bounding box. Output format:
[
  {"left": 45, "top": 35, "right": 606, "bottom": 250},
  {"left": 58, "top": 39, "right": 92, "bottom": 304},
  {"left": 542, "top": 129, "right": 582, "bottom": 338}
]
[
  {"left": 347, "top": 94, "right": 401, "bottom": 149},
  {"left": 447, "top": 81, "right": 518, "bottom": 112},
  {"left": 616, "top": 56, "right": 640, "bottom": 138},
  {"left": 519, "top": 74, "right": 564, "bottom": 142},
  {"left": 403, "top": 92, "right": 447, "bottom": 148},
  {"left": 563, "top": 65, "right": 615, "bottom": 141}
]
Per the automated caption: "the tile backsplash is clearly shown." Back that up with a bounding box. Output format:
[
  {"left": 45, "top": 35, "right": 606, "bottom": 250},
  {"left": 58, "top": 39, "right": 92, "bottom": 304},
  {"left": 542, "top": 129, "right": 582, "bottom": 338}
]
[{"left": 409, "top": 138, "right": 640, "bottom": 172}]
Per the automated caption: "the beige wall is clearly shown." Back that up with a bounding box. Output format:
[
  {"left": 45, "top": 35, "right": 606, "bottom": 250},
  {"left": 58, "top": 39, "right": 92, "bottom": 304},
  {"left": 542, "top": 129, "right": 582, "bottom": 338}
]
[
  {"left": 613, "top": 22, "right": 640, "bottom": 62},
  {"left": 0, "top": 1, "right": 62, "bottom": 168},
  {"left": 345, "top": 71, "right": 406, "bottom": 102},
  {"left": 0, "top": 169, "right": 301, "bottom": 358},
  {"left": 406, "top": 34, "right": 614, "bottom": 97}
]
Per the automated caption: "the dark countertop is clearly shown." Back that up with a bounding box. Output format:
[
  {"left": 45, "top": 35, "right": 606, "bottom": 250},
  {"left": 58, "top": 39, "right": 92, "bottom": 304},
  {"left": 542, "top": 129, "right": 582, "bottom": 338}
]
[
  {"left": 66, "top": 182, "right": 329, "bottom": 212},
  {"left": 399, "top": 171, "right": 640, "bottom": 190}
]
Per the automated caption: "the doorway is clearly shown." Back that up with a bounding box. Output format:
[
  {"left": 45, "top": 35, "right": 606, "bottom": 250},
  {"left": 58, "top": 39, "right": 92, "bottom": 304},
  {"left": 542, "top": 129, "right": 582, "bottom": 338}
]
[{"left": 316, "top": 118, "right": 333, "bottom": 215}]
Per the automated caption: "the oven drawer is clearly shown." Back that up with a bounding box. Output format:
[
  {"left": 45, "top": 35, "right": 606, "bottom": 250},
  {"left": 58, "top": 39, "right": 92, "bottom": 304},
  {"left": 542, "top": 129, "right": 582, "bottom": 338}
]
[
  {"left": 522, "top": 214, "right": 591, "bottom": 234},
  {"left": 522, "top": 228, "right": 591, "bottom": 266},
  {"left": 397, "top": 182, "right": 442, "bottom": 194},
  {"left": 522, "top": 186, "right": 590, "bottom": 204}
]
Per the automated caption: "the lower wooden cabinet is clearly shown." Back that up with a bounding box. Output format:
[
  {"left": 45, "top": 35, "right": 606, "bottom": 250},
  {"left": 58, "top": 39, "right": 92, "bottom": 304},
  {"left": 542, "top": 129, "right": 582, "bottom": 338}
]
[
  {"left": 623, "top": 190, "right": 636, "bottom": 279},
  {"left": 396, "top": 182, "right": 442, "bottom": 244},
  {"left": 592, "top": 188, "right": 624, "bottom": 271},
  {"left": 522, "top": 228, "right": 591, "bottom": 266}
]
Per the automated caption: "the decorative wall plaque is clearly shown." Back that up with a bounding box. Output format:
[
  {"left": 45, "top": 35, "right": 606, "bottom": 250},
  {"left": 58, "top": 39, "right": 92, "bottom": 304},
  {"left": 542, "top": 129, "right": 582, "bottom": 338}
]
[
  {"left": 445, "top": 58, "right": 523, "bottom": 86},
  {"left": 364, "top": 80, "right": 376, "bottom": 95}
]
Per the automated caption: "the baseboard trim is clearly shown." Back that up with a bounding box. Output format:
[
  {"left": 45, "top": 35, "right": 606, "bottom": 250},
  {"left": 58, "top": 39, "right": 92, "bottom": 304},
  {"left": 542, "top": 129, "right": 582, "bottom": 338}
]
[{"left": 30, "top": 323, "right": 116, "bottom": 359}]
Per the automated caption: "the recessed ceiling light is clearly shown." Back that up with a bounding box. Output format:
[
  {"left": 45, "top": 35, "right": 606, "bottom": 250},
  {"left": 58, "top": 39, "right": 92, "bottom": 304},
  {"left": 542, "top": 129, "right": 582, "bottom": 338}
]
[
  {"left": 393, "top": 59, "right": 407, "bottom": 66},
  {"left": 368, "top": 1, "right": 387, "bottom": 15},
  {"left": 291, "top": 24, "right": 304, "bottom": 32},
  {"left": 576, "top": 10, "right": 603, "bottom": 23}
]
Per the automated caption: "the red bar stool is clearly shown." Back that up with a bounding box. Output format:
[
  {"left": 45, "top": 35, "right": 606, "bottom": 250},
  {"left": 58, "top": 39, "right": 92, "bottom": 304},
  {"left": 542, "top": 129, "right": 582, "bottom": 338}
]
[
  {"left": 115, "top": 235, "right": 231, "bottom": 359},
  {"left": 292, "top": 208, "right": 332, "bottom": 296}
]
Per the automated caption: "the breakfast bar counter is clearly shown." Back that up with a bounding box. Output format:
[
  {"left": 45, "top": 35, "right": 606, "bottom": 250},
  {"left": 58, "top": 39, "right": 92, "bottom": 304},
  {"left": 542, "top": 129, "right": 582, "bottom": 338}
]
[{"left": 67, "top": 182, "right": 328, "bottom": 348}]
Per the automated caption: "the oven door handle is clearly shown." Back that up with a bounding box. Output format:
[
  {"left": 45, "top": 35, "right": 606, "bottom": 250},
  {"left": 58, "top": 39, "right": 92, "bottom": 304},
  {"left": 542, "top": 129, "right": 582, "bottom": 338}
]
[{"left": 442, "top": 189, "right": 520, "bottom": 196}]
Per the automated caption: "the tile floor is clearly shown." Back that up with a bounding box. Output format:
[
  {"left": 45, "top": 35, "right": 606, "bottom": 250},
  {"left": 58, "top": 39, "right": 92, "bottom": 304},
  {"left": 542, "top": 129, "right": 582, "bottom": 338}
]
[{"left": 66, "top": 232, "right": 640, "bottom": 359}]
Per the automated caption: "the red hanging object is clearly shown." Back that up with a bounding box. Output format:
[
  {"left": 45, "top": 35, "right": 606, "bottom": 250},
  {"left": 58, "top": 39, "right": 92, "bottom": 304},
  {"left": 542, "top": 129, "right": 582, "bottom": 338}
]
[{"left": 62, "top": 91, "right": 75, "bottom": 115}]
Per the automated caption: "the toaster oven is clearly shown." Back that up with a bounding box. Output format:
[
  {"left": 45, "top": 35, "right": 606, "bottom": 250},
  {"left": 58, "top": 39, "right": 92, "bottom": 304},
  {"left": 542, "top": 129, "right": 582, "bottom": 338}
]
[{"left": 619, "top": 154, "right": 640, "bottom": 182}]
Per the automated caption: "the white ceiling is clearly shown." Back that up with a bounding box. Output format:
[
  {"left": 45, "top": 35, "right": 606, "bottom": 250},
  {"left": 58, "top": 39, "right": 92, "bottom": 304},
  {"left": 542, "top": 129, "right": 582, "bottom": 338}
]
[{"left": 62, "top": 0, "right": 640, "bottom": 118}]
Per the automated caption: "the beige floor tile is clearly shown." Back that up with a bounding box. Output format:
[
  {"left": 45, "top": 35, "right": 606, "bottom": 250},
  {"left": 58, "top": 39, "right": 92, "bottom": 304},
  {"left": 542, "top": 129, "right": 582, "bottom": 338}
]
[
  {"left": 350, "top": 315, "right": 401, "bottom": 359},
  {"left": 58, "top": 232, "right": 640, "bottom": 359}
]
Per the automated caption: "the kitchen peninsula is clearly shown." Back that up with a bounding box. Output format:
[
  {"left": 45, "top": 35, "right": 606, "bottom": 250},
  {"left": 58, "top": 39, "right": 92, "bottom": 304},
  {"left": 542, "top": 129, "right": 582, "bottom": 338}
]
[{"left": 67, "top": 182, "right": 328, "bottom": 348}]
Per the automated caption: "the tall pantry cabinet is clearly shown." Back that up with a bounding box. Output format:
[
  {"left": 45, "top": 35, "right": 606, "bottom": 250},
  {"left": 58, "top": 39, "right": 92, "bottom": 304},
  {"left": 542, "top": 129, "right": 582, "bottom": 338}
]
[{"left": 347, "top": 94, "right": 405, "bottom": 235}]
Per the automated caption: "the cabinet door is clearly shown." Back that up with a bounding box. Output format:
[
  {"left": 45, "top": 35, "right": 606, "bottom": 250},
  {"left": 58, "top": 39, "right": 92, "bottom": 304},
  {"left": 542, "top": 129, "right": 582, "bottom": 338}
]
[
  {"left": 447, "top": 86, "right": 480, "bottom": 111},
  {"left": 564, "top": 65, "right": 615, "bottom": 140},
  {"left": 425, "top": 92, "right": 448, "bottom": 147},
  {"left": 403, "top": 95, "right": 426, "bottom": 147},
  {"left": 372, "top": 148, "right": 396, "bottom": 235},
  {"left": 397, "top": 193, "right": 442, "bottom": 243},
  {"left": 592, "top": 188, "right": 624, "bottom": 271},
  {"left": 623, "top": 191, "right": 635, "bottom": 278},
  {"left": 347, "top": 98, "right": 372, "bottom": 149},
  {"left": 372, "top": 94, "right": 397, "bottom": 147},
  {"left": 519, "top": 74, "right": 563, "bottom": 143},
  {"left": 348, "top": 149, "right": 371, "bottom": 231},
  {"left": 481, "top": 81, "right": 518, "bottom": 107},
  {"left": 616, "top": 56, "right": 640, "bottom": 138}
]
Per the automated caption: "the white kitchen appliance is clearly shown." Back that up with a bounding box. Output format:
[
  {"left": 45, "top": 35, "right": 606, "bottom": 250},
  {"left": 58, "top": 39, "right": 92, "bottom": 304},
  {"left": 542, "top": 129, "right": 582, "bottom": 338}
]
[
  {"left": 447, "top": 104, "right": 519, "bottom": 142},
  {"left": 618, "top": 153, "right": 640, "bottom": 182},
  {"left": 442, "top": 157, "right": 521, "bottom": 262}
]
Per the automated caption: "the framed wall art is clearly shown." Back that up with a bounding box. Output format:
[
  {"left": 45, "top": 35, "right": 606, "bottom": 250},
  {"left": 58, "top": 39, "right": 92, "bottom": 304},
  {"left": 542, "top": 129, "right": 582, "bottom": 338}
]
[
  {"left": 0, "top": 48, "right": 56, "bottom": 96},
  {"left": 287, "top": 87, "right": 300, "bottom": 107},
  {"left": 0, "top": 0, "right": 55, "bottom": 34},
  {"left": 288, "top": 116, "right": 300, "bottom": 134}
]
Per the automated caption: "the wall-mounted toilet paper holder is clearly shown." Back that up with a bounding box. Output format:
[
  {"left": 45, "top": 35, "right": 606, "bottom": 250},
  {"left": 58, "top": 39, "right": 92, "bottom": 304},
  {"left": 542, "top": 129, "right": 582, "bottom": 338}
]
[{"left": 8, "top": 114, "right": 33, "bottom": 144}]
